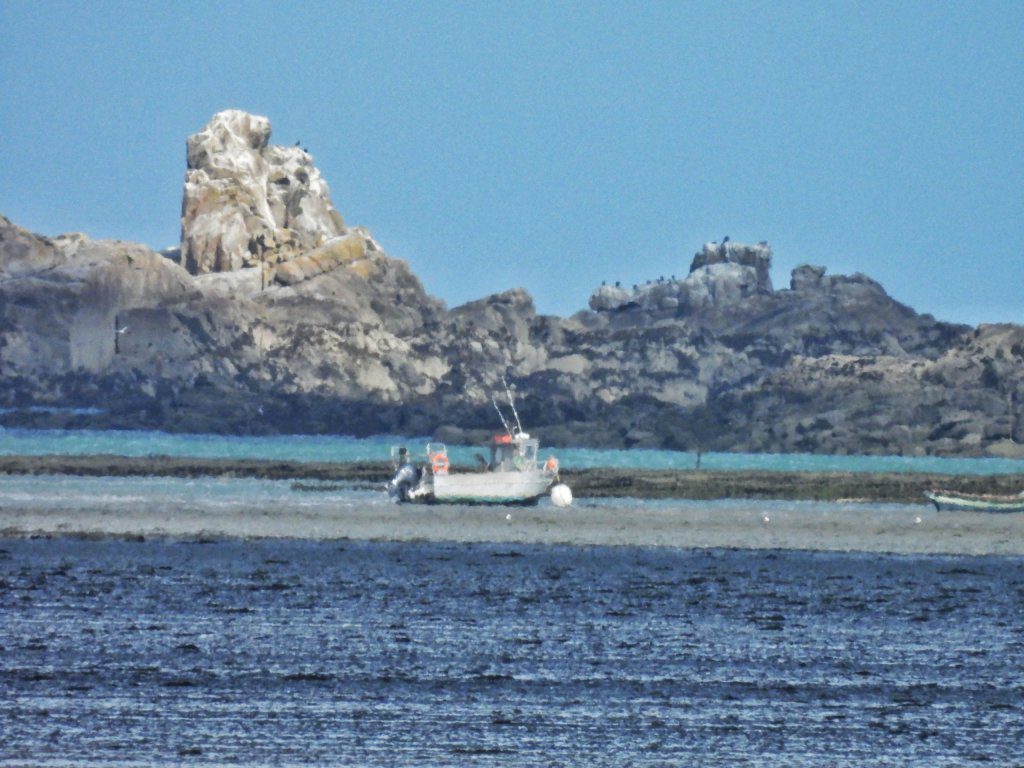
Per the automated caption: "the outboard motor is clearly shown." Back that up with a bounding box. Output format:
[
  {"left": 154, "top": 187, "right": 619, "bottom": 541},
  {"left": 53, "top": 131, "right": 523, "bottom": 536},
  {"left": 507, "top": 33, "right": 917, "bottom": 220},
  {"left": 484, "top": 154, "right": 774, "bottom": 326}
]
[{"left": 386, "top": 463, "right": 420, "bottom": 501}]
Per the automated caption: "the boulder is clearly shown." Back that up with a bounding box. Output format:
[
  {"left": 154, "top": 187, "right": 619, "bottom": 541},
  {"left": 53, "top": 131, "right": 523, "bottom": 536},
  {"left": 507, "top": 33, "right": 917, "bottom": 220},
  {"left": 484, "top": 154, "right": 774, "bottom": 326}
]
[
  {"left": 273, "top": 260, "right": 306, "bottom": 286},
  {"left": 690, "top": 240, "right": 773, "bottom": 293},
  {"left": 679, "top": 261, "right": 763, "bottom": 310},
  {"left": 790, "top": 264, "right": 826, "bottom": 291}
]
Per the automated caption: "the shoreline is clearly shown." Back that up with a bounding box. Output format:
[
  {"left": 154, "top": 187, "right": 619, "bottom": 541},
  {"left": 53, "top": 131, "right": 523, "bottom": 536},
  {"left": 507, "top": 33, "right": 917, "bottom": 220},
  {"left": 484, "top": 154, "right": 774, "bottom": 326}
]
[
  {"left": 1, "top": 456, "right": 1023, "bottom": 555},
  {"left": 1, "top": 453, "right": 1023, "bottom": 503}
]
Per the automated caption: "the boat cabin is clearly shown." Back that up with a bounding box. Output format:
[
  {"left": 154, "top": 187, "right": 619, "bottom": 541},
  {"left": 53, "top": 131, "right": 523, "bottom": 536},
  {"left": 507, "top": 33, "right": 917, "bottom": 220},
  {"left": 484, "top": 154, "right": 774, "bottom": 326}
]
[{"left": 491, "top": 433, "right": 538, "bottom": 472}]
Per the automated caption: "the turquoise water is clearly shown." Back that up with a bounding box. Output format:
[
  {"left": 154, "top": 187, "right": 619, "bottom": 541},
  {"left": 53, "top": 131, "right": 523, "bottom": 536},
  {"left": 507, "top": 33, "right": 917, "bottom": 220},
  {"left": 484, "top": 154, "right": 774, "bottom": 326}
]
[{"left": 1, "top": 426, "right": 1023, "bottom": 475}]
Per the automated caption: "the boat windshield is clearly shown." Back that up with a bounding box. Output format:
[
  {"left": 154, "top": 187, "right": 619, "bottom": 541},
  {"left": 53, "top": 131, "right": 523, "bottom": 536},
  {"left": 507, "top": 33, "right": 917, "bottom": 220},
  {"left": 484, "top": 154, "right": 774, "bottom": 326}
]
[{"left": 521, "top": 441, "right": 537, "bottom": 464}]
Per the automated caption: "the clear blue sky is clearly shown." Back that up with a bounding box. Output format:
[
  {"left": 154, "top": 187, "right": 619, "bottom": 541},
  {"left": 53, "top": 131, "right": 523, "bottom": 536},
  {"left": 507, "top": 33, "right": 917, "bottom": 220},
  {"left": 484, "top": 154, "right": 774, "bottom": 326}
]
[{"left": 2, "top": 1, "right": 1021, "bottom": 326}]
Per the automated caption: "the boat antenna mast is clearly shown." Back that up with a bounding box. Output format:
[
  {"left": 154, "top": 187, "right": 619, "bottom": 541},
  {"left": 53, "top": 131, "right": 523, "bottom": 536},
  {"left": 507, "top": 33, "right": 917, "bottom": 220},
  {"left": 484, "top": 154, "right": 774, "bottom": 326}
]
[
  {"left": 492, "top": 395, "right": 513, "bottom": 437},
  {"left": 502, "top": 376, "right": 524, "bottom": 436}
]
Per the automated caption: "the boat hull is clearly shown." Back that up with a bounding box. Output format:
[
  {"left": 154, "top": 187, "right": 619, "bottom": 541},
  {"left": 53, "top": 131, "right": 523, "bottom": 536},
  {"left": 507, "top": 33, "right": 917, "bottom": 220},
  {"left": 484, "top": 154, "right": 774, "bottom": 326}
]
[
  {"left": 924, "top": 491, "right": 1024, "bottom": 513},
  {"left": 431, "top": 470, "right": 554, "bottom": 505}
]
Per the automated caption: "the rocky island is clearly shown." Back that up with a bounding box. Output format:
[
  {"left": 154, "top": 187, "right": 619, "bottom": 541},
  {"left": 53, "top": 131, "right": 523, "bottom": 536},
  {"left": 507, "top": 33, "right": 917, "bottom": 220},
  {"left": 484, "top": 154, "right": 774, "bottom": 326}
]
[{"left": 2, "top": 109, "right": 1022, "bottom": 458}]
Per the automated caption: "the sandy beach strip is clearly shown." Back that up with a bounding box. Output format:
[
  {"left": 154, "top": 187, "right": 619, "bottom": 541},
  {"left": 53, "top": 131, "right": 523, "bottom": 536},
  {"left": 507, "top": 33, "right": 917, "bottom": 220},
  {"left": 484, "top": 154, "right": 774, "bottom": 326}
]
[{"left": 2, "top": 488, "right": 1023, "bottom": 556}]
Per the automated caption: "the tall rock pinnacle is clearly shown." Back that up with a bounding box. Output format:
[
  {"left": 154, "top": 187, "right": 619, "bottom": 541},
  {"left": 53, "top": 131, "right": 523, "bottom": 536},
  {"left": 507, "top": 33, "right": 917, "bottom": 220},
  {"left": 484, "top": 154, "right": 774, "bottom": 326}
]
[{"left": 180, "top": 109, "right": 347, "bottom": 274}]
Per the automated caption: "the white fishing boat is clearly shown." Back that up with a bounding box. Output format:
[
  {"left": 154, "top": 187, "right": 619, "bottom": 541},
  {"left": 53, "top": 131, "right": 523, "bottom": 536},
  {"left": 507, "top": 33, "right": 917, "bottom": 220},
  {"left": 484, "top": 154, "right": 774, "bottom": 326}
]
[
  {"left": 386, "top": 381, "right": 570, "bottom": 506},
  {"left": 924, "top": 489, "right": 1024, "bottom": 513}
]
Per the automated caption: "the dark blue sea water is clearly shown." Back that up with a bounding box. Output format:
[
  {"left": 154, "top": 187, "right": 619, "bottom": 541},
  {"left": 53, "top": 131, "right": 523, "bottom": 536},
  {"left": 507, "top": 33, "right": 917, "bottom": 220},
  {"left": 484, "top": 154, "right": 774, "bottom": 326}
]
[{"left": 2, "top": 538, "right": 1023, "bottom": 766}]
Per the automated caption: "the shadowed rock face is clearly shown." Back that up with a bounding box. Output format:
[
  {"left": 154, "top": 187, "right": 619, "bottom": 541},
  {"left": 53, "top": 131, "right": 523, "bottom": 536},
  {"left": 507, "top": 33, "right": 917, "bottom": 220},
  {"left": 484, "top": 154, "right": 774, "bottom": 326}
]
[
  {"left": 0, "top": 216, "right": 195, "bottom": 377},
  {"left": 2, "top": 111, "right": 1022, "bottom": 457}
]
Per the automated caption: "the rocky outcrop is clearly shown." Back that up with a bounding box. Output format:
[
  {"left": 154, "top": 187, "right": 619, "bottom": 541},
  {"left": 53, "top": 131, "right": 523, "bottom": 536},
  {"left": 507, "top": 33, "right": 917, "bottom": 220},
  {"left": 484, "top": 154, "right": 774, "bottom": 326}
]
[
  {"left": 0, "top": 215, "right": 66, "bottom": 274},
  {"left": 790, "top": 264, "right": 826, "bottom": 291},
  {"left": 0, "top": 217, "right": 194, "bottom": 378},
  {"left": 690, "top": 239, "right": 773, "bottom": 291},
  {"left": 3, "top": 111, "right": 1022, "bottom": 458},
  {"left": 588, "top": 239, "right": 773, "bottom": 314},
  {"left": 5, "top": 205, "right": 1017, "bottom": 456},
  {"left": 707, "top": 323, "right": 1024, "bottom": 457},
  {"left": 180, "top": 110, "right": 346, "bottom": 275}
]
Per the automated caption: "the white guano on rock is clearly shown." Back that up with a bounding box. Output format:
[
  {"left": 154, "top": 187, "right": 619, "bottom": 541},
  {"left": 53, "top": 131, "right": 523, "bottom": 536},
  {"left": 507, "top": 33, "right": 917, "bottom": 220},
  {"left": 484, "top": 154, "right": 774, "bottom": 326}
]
[{"left": 180, "top": 109, "right": 347, "bottom": 275}]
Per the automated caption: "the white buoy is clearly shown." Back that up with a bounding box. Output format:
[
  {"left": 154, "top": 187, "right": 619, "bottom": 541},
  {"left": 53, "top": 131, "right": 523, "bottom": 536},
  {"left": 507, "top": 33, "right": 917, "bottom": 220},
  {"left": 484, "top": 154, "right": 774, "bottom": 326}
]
[
  {"left": 550, "top": 484, "right": 573, "bottom": 508},
  {"left": 505, "top": 513, "right": 512, "bottom": 521},
  {"left": 762, "top": 514, "right": 771, "bottom": 524},
  {"left": 914, "top": 515, "right": 922, "bottom": 524}
]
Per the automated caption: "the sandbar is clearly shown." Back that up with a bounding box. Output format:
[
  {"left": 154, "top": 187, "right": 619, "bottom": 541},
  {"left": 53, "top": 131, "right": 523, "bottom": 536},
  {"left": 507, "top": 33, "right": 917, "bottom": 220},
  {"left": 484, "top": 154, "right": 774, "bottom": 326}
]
[{"left": 2, "top": 484, "right": 1022, "bottom": 556}]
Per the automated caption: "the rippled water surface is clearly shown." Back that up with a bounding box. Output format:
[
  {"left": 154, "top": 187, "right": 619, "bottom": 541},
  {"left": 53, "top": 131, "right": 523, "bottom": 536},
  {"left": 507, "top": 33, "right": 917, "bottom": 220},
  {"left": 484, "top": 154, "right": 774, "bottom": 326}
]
[{"left": 2, "top": 539, "right": 1023, "bottom": 766}]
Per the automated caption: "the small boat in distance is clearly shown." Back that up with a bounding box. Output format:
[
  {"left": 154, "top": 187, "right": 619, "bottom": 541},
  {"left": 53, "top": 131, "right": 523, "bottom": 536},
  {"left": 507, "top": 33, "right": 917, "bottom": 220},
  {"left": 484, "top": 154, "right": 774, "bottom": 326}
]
[
  {"left": 924, "top": 489, "right": 1024, "bottom": 513},
  {"left": 386, "top": 380, "right": 568, "bottom": 506},
  {"left": 387, "top": 433, "right": 560, "bottom": 505}
]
